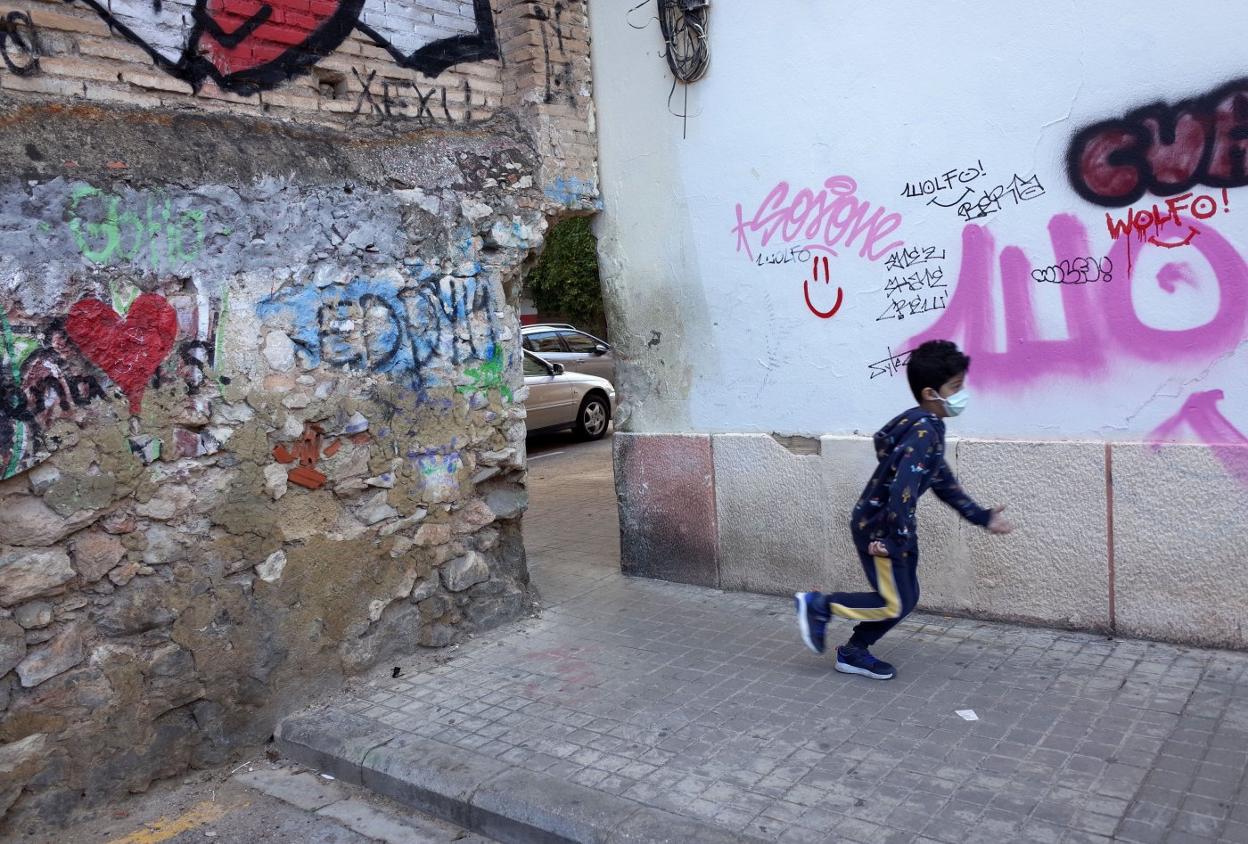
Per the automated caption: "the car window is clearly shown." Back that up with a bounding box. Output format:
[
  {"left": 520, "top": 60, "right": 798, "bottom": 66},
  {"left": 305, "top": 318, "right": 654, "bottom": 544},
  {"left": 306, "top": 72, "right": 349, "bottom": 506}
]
[
  {"left": 560, "top": 331, "right": 601, "bottom": 353},
  {"left": 522, "top": 336, "right": 535, "bottom": 351},
  {"left": 526, "top": 331, "right": 566, "bottom": 353},
  {"left": 523, "top": 354, "right": 548, "bottom": 376}
]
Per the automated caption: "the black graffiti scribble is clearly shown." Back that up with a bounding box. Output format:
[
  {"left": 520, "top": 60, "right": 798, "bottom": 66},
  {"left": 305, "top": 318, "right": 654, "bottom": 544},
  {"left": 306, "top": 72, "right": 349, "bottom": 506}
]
[
  {"left": 867, "top": 346, "right": 915, "bottom": 380},
  {"left": 375, "top": 78, "right": 461, "bottom": 122},
  {"left": 957, "top": 175, "right": 1047, "bottom": 221},
  {"left": 352, "top": 68, "right": 382, "bottom": 116},
  {"left": 528, "top": 2, "right": 575, "bottom": 106},
  {"left": 876, "top": 294, "right": 948, "bottom": 323},
  {"left": 901, "top": 161, "right": 986, "bottom": 201},
  {"left": 1031, "top": 256, "right": 1114, "bottom": 285},
  {"left": 885, "top": 246, "right": 946, "bottom": 271},
  {"left": 0, "top": 10, "right": 40, "bottom": 76},
  {"left": 1, "top": 322, "right": 110, "bottom": 478},
  {"left": 879, "top": 246, "right": 949, "bottom": 323},
  {"left": 0, "top": 312, "right": 224, "bottom": 478}
]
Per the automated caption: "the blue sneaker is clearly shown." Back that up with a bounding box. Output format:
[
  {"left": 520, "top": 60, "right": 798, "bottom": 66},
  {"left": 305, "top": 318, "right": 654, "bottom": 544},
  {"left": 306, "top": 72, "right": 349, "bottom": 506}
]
[
  {"left": 794, "top": 592, "right": 828, "bottom": 654},
  {"left": 835, "top": 645, "right": 896, "bottom": 680}
]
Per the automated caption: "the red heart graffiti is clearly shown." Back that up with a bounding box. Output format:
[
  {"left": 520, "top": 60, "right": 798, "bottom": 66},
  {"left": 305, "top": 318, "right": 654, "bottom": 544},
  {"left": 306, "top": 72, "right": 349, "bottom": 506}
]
[
  {"left": 198, "top": 0, "right": 361, "bottom": 83},
  {"left": 66, "top": 294, "right": 178, "bottom": 415}
]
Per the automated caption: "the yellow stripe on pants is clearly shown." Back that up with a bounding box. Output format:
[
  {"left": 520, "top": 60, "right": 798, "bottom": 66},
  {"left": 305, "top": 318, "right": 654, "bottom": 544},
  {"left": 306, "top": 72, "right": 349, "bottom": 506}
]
[{"left": 829, "top": 556, "right": 901, "bottom": 621}]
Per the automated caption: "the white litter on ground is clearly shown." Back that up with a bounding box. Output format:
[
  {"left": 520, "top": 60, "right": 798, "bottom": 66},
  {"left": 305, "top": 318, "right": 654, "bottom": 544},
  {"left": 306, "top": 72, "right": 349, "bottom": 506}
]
[{"left": 956, "top": 709, "right": 979, "bottom": 721}]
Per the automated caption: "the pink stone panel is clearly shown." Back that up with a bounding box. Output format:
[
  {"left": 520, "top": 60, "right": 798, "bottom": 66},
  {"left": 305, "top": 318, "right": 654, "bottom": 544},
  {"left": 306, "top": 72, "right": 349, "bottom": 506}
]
[{"left": 613, "top": 433, "right": 719, "bottom": 587}]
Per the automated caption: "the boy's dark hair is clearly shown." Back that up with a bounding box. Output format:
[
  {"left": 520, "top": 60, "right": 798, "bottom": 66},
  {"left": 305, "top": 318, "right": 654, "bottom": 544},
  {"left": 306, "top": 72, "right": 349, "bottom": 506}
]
[{"left": 906, "top": 340, "right": 970, "bottom": 402}]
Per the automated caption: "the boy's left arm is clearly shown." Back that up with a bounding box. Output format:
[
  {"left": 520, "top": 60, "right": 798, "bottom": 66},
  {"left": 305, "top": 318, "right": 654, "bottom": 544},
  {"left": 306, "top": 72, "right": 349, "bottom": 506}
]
[{"left": 930, "top": 457, "right": 993, "bottom": 527}]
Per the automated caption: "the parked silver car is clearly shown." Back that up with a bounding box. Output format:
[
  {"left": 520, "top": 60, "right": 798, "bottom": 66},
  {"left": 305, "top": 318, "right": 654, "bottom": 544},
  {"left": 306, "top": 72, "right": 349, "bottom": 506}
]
[
  {"left": 522, "top": 349, "right": 614, "bottom": 440},
  {"left": 521, "top": 324, "right": 615, "bottom": 386}
]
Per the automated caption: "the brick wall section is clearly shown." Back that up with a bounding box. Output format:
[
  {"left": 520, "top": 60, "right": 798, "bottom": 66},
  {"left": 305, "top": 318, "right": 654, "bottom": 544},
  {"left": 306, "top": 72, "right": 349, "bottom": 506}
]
[
  {"left": 3, "top": 2, "right": 522, "bottom": 131},
  {"left": 0, "top": 0, "right": 596, "bottom": 207},
  {"left": 495, "top": 0, "right": 598, "bottom": 210},
  {"left": 0, "top": 0, "right": 503, "bottom": 123}
]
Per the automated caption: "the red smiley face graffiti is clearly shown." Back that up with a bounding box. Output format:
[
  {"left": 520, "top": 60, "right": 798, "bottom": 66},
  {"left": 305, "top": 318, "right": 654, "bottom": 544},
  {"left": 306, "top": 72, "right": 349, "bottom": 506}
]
[{"left": 804, "top": 256, "right": 844, "bottom": 319}]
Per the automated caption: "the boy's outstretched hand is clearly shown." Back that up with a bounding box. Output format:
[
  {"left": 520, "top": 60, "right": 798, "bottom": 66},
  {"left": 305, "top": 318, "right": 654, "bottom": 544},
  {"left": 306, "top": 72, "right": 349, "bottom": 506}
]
[
  {"left": 987, "top": 505, "right": 1013, "bottom": 535},
  {"left": 867, "top": 540, "right": 889, "bottom": 557}
]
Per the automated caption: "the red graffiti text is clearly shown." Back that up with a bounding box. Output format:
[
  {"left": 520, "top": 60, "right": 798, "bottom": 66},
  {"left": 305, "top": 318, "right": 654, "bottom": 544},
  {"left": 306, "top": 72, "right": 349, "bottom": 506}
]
[{"left": 1067, "top": 79, "right": 1248, "bottom": 207}]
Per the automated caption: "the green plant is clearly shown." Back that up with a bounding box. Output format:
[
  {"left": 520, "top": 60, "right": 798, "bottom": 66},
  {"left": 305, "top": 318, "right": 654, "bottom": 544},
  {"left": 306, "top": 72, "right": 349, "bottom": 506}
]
[{"left": 525, "top": 216, "right": 604, "bottom": 333}]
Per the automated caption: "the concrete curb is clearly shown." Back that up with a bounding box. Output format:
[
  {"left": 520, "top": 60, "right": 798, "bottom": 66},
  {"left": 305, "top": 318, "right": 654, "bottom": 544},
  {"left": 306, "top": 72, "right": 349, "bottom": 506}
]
[{"left": 276, "top": 708, "right": 764, "bottom": 844}]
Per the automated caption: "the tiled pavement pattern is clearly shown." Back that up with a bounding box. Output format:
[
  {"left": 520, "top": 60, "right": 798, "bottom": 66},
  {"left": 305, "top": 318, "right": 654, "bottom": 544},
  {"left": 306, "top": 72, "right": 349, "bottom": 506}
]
[{"left": 335, "top": 437, "right": 1248, "bottom": 843}]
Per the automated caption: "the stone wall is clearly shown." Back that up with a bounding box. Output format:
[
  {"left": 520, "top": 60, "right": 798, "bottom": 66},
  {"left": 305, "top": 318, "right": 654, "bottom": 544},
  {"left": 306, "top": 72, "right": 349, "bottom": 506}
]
[{"left": 0, "top": 0, "right": 596, "bottom": 830}]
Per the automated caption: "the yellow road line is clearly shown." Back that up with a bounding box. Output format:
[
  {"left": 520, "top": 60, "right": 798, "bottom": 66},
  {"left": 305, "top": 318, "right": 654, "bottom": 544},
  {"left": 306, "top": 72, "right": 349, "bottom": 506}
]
[{"left": 106, "top": 799, "right": 238, "bottom": 844}]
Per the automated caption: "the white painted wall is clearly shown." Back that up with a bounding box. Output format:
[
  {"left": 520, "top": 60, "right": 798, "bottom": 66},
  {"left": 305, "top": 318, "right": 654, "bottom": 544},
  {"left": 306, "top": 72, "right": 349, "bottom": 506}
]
[{"left": 592, "top": 0, "right": 1248, "bottom": 446}]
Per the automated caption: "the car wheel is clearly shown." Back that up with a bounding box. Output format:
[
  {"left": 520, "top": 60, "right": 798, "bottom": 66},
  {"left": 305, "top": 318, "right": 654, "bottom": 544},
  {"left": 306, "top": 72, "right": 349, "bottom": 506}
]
[{"left": 575, "top": 393, "right": 610, "bottom": 440}]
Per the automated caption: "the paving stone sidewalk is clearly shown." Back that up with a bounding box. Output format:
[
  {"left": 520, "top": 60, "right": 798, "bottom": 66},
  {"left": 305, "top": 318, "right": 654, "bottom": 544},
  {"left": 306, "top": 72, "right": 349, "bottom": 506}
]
[{"left": 312, "top": 438, "right": 1248, "bottom": 844}]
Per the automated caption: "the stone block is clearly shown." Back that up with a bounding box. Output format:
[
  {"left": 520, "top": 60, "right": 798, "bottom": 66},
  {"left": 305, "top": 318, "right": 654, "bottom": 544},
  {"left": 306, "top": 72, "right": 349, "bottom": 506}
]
[
  {"left": 414, "top": 523, "right": 452, "bottom": 547},
  {"left": 14, "top": 602, "right": 53, "bottom": 630},
  {"left": 0, "top": 548, "right": 75, "bottom": 607},
  {"left": 441, "top": 552, "right": 489, "bottom": 592},
  {"left": 614, "top": 433, "right": 718, "bottom": 587},
  {"left": 937, "top": 439, "right": 1110, "bottom": 631},
  {"left": 234, "top": 768, "right": 348, "bottom": 811},
  {"left": 95, "top": 580, "right": 179, "bottom": 637},
  {"left": 16, "top": 626, "right": 84, "bottom": 688},
  {"left": 451, "top": 500, "right": 495, "bottom": 534},
  {"left": 68, "top": 532, "right": 125, "bottom": 582},
  {"left": 361, "top": 734, "right": 510, "bottom": 829},
  {"left": 714, "top": 434, "right": 827, "bottom": 595},
  {"left": 471, "top": 765, "right": 641, "bottom": 843},
  {"left": 256, "top": 550, "right": 287, "bottom": 583},
  {"left": 483, "top": 486, "right": 527, "bottom": 520},
  {"left": 338, "top": 602, "right": 423, "bottom": 673},
  {"left": 0, "top": 621, "right": 26, "bottom": 677},
  {"left": 1112, "top": 443, "right": 1248, "bottom": 649},
  {"left": 0, "top": 734, "right": 48, "bottom": 816},
  {"left": 0, "top": 497, "right": 92, "bottom": 547},
  {"left": 275, "top": 709, "right": 393, "bottom": 787}
]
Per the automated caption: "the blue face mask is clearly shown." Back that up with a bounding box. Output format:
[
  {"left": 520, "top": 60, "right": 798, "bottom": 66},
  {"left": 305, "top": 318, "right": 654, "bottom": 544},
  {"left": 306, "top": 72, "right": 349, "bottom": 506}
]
[{"left": 942, "top": 389, "right": 970, "bottom": 417}]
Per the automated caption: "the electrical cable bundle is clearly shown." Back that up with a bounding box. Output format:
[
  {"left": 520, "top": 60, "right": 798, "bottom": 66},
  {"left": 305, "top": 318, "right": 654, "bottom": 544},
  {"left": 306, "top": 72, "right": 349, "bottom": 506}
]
[
  {"left": 657, "top": 0, "right": 710, "bottom": 83},
  {"left": 627, "top": 0, "right": 709, "bottom": 135}
]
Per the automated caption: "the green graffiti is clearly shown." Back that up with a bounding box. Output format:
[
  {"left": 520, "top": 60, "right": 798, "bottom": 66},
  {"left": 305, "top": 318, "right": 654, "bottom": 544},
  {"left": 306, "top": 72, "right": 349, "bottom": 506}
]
[
  {"left": 66, "top": 183, "right": 207, "bottom": 271},
  {"left": 109, "top": 281, "right": 141, "bottom": 317},
  {"left": 68, "top": 184, "right": 119, "bottom": 263},
  {"left": 457, "top": 346, "right": 513, "bottom": 403},
  {"left": 1, "top": 313, "right": 27, "bottom": 480}
]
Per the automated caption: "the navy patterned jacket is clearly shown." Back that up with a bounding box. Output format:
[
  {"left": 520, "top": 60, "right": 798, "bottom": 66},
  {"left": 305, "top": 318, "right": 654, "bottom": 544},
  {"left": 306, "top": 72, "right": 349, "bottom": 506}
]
[{"left": 851, "top": 407, "right": 991, "bottom": 561}]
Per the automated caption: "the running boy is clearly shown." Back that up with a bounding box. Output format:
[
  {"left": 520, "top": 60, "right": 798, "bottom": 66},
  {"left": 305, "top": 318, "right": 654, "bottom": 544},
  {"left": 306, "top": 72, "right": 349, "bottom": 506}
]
[{"left": 795, "top": 340, "right": 1013, "bottom": 680}]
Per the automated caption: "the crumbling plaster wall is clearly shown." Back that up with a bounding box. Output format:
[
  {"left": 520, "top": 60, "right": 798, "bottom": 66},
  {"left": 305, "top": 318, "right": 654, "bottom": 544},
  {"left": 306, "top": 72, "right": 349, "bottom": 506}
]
[{"left": 0, "top": 0, "right": 596, "bottom": 829}]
